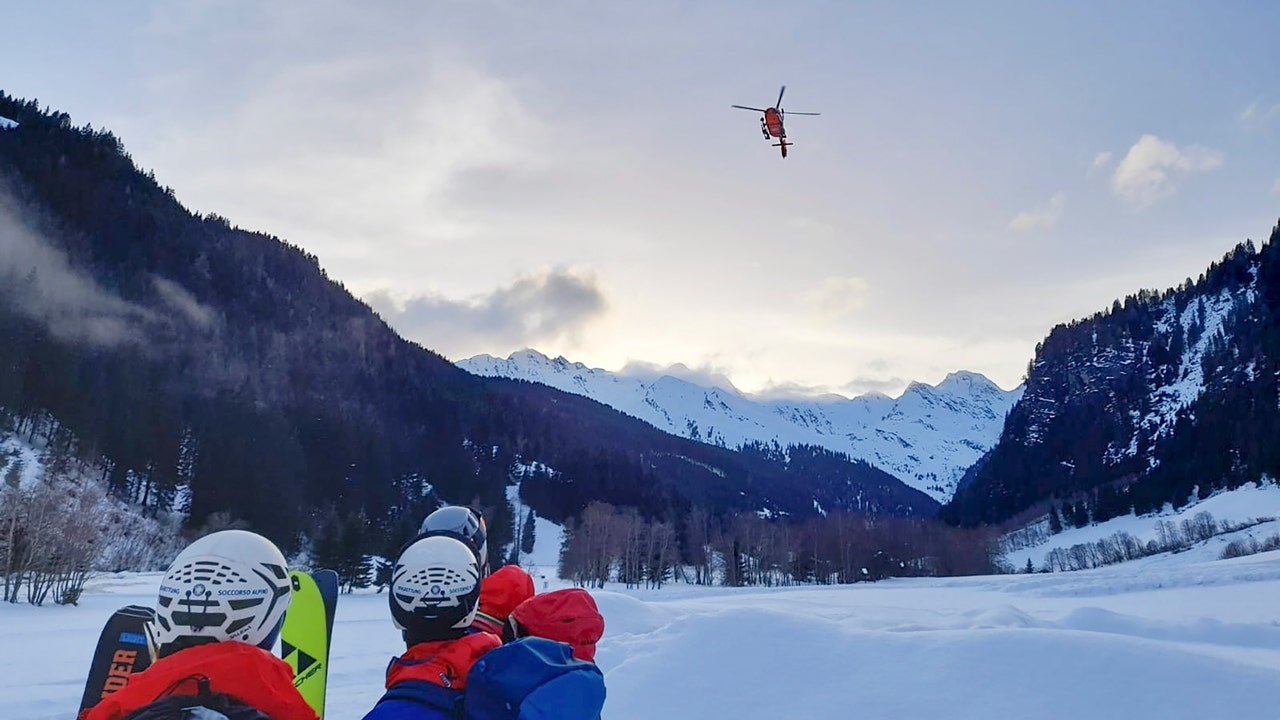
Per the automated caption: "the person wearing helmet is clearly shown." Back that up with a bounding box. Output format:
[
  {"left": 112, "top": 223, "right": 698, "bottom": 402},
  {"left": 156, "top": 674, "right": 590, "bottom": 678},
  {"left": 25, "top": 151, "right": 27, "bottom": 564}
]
[
  {"left": 418, "top": 506, "right": 537, "bottom": 638},
  {"left": 464, "top": 586, "right": 607, "bottom": 720},
  {"left": 362, "top": 534, "right": 501, "bottom": 720},
  {"left": 82, "top": 529, "right": 318, "bottom": 720},
  {"left": 470, "top": 564, "right": 534, "bottom": 637},
  {"left": 507, "top": 587, "right": 605, "bottom": 663},
  {"left": 417, "top": 505, "right": 489, "bottom": 577}
]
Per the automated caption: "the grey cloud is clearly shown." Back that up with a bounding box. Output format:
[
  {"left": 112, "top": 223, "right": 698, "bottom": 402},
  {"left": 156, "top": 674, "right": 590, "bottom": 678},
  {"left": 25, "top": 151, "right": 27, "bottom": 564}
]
[
  {"left": 153, "top": 276, "right": 217, "bottom": 330},
  {"left": 1008, "top": 193, "right": 1065, "bottom": 233},
  {"left": 1111, "top": 135, "right": 1222, "bottom": 209},
  {"left": 748, "top": 381, "right": 847, "bottom": 401},
  {"left": 616, "top": 360, "right": 742, "bottom": 394},
  {"left": 749, "top": 375, "right": 906, "bottom": 401},
  {"left": 838, "top": 376, "right": 909, "bottom": 398},
  {"left": 365, "top": 267, "right": 607, "bottom": 359},
  {"left": 0, "top": 191, "right": 152, "bottom": 346},
  {"left": 1240, "top": 100, "right": 1280, "bottom": 129}
]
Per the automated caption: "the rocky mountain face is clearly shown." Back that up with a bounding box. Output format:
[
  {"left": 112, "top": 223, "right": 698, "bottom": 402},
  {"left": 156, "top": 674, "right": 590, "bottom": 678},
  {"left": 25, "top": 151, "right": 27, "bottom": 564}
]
[
  {"left": 460, "top": 351, "right": 1023, "bottom": 503},
  {"left": 945, "top": 231, "right": 1280, "bottom": 528}
]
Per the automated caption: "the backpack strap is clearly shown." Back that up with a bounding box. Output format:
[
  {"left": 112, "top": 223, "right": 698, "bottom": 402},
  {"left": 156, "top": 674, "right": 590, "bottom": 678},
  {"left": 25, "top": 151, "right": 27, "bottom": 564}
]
[
  {"left": 120, "top": 692, "right": 272, "bottom": 720},
  {"left": 120, "top": 675, "right": 272, "bottom": 720}
]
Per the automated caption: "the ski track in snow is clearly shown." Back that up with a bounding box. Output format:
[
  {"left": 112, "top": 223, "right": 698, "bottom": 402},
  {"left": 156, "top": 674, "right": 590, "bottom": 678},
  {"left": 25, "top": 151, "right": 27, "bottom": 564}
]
[{"left": 5, "top": 548, "right": 1280, "bottom": 720}]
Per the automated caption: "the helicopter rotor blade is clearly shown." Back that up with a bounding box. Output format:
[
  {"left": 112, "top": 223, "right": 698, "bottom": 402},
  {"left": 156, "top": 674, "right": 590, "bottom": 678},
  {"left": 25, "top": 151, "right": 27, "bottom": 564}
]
[
  {"left": 731, "top": 105, "right": 768, "bottom": 112},
  {"left": 786, "top": 112, "right": 821, "bottom": 116},
  {"left": 776, "top": 85, "right": 786, "bottom": 109}
]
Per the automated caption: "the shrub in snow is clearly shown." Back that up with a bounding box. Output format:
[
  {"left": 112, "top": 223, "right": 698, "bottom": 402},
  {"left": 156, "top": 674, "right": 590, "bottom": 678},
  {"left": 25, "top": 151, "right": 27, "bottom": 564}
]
[{"left": 2, "top": 460, "right": 183, "bottom": 605}]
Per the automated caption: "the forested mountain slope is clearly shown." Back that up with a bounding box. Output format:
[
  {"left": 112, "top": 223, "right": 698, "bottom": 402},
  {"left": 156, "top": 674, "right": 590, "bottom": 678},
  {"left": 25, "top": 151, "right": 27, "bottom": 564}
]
[
  {"left": 0, "top": 93, "right": 935, "bottom": 554},
  {"left": 945, "top": 229, "right": 1280, "bottom": 528}
]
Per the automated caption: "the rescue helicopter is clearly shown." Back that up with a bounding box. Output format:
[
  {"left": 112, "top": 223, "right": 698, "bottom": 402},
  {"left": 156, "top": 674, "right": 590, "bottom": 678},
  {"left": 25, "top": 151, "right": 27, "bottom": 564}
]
[{"left": 732, "top": 85, "right": 820, "bottom": 158}]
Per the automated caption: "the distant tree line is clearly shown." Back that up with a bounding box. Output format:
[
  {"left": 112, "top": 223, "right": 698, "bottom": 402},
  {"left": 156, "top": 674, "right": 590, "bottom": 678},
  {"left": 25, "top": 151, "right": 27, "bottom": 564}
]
[
  {"left": 1017, "top": 510, "right": 1274, "bottom": 573},
  {"left": 1221, "top": 532, "right": 1280, "bottom": 559},
  {"left": 1000, "top": 487, "right": 1140, "bottom": 553},
  {"left": 559, "top": 501, "right": 998, "bottom": 588}
]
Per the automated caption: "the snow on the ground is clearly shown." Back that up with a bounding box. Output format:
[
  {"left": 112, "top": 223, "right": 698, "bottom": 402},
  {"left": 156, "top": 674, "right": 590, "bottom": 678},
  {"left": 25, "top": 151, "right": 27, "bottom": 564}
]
[
  {"left": 6, "top": 545, "right": 1280, "bottom": 720},
  {"left": 0, "top": 116, "right": 18, "bottom": 130},
  {"left": 1004, "top": 481, "right": 1280, "bottom": 570},
  {"left": 503, "top": 481, "right": 565, "bottom": 590},
  {"left": 0, "top": 433, "right": 46, "bottom": 489},
  {"left": 520, "top": 513, "right": 564, "bottom": 592}
]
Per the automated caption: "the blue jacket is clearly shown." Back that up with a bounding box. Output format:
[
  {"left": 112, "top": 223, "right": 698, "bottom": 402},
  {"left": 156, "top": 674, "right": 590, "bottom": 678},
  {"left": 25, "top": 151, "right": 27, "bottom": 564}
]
[{"left": 362, "top": 679, "right": 463, "bottom": 720}]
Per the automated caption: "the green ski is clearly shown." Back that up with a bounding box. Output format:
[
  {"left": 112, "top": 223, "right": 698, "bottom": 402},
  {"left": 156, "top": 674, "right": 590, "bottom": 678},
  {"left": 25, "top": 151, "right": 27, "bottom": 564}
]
[{"left": 281, "top": 569, "right": 339, "bottom": 718}]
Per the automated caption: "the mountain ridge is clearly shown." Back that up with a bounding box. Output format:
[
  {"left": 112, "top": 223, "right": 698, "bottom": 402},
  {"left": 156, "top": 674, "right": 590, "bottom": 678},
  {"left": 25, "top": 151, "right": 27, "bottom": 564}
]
[{"left": 460, "top": 349, "right": 1024, "bottom": 502}]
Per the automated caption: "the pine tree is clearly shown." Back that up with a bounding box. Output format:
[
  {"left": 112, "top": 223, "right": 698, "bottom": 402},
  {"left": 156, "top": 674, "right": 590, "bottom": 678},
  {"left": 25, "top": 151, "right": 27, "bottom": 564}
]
[
  {"left": 313, "top": 511, "right": 370, "bottom": 592},
  {"left": 520, "top": 508, "right": 536, "bottom": 555},
  {"left": 338, "top": 513, "right": 371, "bottom": 591},
  {"left": 1072, "top": 501, "right": 1090, "bottom": 528},
  {"left": 373, "top": 556, "right": 393, "bottom": 592}
]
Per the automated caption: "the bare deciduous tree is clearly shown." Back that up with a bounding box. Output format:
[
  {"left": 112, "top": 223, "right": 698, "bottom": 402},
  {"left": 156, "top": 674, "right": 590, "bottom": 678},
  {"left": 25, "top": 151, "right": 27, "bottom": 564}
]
[{"left": 2, "top": 462, "right": 183, "bottom": 606}]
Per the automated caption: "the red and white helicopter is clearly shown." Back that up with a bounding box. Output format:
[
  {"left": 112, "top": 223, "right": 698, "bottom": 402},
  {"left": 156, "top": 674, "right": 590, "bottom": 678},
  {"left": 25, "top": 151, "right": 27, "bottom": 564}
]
[{"left": 732, "top": 85, "right": 820, "bottom": 158}]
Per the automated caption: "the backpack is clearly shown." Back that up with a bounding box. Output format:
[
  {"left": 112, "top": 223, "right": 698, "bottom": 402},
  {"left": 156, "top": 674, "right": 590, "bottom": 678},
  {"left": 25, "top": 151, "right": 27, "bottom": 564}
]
[
  {"left": 121, "top": 683, "right": 273, "bottom": 720},
  {"left": 464, "top": 637, "right": 605, "bottom": 720}
]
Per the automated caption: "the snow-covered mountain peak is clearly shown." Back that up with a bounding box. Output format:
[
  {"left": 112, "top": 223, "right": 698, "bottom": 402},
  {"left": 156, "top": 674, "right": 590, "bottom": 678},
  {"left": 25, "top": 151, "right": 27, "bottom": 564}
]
[
  {"left": 939, "top": 370, "right": 1004, "bottom": 393},
  {"left": 458, "top": 351, "right": 1024, "bottom": 502}
]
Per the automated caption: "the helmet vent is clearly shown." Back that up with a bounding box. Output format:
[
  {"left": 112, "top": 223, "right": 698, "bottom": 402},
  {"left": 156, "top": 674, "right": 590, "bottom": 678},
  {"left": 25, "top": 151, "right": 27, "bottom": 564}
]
[
  {"left": 172, "top": 610, "right": 228, "bottom": 629},
  {"left": 174, "top": 560, "right": 249, "bottom": 586},
  {"left": 405, "top": 567, "right": 471, "bottom": 586}
]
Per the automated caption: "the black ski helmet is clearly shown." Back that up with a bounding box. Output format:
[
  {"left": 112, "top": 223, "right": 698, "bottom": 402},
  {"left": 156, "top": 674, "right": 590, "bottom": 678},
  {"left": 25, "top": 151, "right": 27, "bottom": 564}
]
[
  {"left": 390, "top": 534, "right": 482, "bottom": 645},
  {"left": 419, "top": 505, "right": 489, "bottom": 576}
]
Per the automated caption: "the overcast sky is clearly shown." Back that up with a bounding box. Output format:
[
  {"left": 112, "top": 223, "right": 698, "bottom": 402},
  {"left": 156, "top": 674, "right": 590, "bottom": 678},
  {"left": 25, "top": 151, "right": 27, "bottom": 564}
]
[{"left": 5, "top": 1, "right": 1280, "bottom": 397}]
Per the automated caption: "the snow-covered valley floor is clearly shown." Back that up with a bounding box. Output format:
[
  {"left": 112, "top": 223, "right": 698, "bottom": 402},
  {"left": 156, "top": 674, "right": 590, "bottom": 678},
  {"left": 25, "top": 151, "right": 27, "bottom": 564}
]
[{"left": 5, "top": 546, "right": 1280, "bottom": 720}]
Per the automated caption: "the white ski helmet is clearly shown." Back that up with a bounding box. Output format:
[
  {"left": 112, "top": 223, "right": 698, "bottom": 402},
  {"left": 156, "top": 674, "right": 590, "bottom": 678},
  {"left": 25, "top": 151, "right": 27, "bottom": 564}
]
[
  {"left": 154, "top": 529, "right": 293, "bottom": 654},
  {"left": 390, "top": 534, "right": 482, "bottom": 645}
]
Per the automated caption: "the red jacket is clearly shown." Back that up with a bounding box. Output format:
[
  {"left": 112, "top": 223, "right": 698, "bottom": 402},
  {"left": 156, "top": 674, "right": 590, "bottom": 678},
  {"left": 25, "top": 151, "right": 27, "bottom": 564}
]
[
  {"left": 471, "top": 566, "right": 535, "bottom": 636},
  {"left": 384, "top": 632, "right": 501, "bottom": 691},
  {"left": 509, "top": 588, "right": 605, "bottom": 662},
  {"left": 361, "top": 632, "right": 502, "bottom": 720},
  {"left": 81, "top": 642, "right": 318, "bottom": 720}
]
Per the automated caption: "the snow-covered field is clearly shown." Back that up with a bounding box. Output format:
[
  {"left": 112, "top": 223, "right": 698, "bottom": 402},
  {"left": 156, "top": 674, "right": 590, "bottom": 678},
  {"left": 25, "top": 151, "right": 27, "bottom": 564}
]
[
  {"left": 6, "top": 545, "right": 1280, "bottom": 720},
  {"left": 1004, "top": 481, "right": 1280, "bottom": 571}
]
